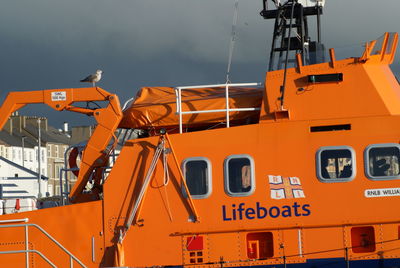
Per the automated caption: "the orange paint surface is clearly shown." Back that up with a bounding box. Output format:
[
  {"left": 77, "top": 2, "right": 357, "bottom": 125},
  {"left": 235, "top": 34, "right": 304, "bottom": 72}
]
[{"left": 0, "top": 33, "right": 398, "bottom": 267}]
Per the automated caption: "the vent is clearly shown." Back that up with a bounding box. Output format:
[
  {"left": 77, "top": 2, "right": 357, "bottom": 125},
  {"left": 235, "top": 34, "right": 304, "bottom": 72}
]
[
  {"left": 308, "top": 73, "right": 343, "bottom": 83},
  {"left": 351, "top": 226, "right": 376, "bottom": 253},
  {"left": 247, "top": 232, "right": 274, "bottom": 259},
  {"left": 310, "top": 124, "right": 351, "bottom": 132}
]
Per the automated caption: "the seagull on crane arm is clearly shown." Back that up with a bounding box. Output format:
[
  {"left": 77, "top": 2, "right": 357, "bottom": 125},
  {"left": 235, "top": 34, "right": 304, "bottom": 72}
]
[{"left": 80, "top": 70, "right": 103, "bottom": 87}]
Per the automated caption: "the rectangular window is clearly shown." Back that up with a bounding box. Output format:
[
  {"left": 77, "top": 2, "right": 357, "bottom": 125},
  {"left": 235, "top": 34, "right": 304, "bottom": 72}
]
[
  {"left": 316, "top": 146, "right": 356, "bottom": 182},
  {"left": 56, "top": 165, "right": 62, "bottom": 178},
  {"left": 55, "top": 185, "right": 61, "bottom": 196},
  {"left": 48, "top": 164, "right": 53, "bottom": 178},
  {"left": 365, "top": 144, "right": 400, "bottom": 180},
  {"left": 182, "top": 157, "right": 211, "bottom": 199},
  {"left": 224, "top": 154, "right": 255, "bottom": 196}
]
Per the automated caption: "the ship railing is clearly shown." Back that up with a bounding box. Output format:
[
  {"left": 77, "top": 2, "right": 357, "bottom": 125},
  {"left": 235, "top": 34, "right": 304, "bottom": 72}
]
[
  {"left": 0, "top": 218, "right": 86, "bottom": 268},
  {"left": 174, "top": 82, "right": 261, "bottom": 134}
]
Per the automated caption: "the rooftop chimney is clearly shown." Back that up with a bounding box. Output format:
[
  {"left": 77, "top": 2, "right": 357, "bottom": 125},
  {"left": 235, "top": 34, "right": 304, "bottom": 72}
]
[{"left": 63, "top": 122, "right": 69, "bottom": 133}]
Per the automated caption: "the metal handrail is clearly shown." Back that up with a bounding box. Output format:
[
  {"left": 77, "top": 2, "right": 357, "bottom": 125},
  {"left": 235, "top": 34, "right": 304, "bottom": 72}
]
[
  {"left": 0, "top": 223, "right": 87, "bottom": 268},
  {"left": 175, "top": 82, "right": 261, "bottom": 133},
  {"left": 0, "top": 218, "right": 29, "bottom": 224}
]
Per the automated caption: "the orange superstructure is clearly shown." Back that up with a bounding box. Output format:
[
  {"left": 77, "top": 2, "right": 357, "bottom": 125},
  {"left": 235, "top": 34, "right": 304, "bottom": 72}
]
[{"left": 0, "top": 2, "right": 399, "bottom": 268}]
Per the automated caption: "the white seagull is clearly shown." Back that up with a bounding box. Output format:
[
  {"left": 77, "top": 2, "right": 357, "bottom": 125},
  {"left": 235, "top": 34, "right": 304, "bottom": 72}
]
[{"left": 80, "top": 70, "right": 103, "bottom": 87}]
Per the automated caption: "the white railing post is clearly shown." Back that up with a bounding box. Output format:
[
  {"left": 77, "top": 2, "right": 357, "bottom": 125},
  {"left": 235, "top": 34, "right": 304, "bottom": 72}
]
[
  {"left": 25, "top": 225, "right": 29, "bottom": 268},
  {"left": 178, "top": 88, "right": 183, "bottom": 134}
]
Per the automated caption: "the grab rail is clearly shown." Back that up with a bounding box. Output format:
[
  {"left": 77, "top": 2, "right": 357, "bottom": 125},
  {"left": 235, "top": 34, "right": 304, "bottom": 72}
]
[
  {"left": 0, "top": 223, "right": 87, "bottom": 268},
  {"left": 175, "top": 82, "right": 261, "bottom": 133}
]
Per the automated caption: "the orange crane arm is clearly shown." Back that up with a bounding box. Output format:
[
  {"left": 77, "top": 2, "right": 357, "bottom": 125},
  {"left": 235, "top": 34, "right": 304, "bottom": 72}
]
[{"left": 0, "top": 87, "right": 123, "bottom": 203}]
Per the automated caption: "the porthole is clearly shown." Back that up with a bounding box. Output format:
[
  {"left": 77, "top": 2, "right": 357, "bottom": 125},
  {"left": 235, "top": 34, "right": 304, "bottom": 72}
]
[
  {"left": 316, "top": 146, "right": 356, "bottom": 182},
  {"left": 365, "top": 143, "right": 400, "bottom": 180},
  {"left": 182, "top": 157, "right": 212, "bottom": 199},
  {"left": 224, "top": 154, "right": 255, "bottom": 196}
]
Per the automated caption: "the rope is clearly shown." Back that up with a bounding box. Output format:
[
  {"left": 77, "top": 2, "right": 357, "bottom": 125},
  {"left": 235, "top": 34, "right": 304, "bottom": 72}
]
[
  {"left": 125, "top": 138, "right": 164, "bottom": 229},
  {"left": 162, "top": 146, "right": 173, "bottom": 221},
  {"left": 226, "top": 0, "right": 239, "bottom": 84},
  {"left": 162, "top": 148, "right": 170, "bottom": 186}
]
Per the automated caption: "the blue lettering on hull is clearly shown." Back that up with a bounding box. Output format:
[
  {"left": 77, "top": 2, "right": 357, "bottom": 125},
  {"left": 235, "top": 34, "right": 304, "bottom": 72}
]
[{"left": 222, "top": 202, "right": 311, "bottom": 221}]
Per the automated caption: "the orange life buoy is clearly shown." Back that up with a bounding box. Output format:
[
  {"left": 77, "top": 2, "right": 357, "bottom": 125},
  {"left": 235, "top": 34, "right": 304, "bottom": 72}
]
[{"left": 68, "top": 147, "right": 81, "bottom": 177}]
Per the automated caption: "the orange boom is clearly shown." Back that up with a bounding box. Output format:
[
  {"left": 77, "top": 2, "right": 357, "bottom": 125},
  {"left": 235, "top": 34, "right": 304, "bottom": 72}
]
[{"left": 0, "top": 1, "right": 399, "bottom": 267}]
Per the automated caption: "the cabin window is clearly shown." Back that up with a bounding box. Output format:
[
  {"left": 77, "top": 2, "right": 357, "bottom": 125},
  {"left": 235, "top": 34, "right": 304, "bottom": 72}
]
[
  {"left": 224, "top": 154, "right": 255, "bottom": 196},
  {"left": 182, "top": 157, "right": 212, "bottom": 199},
  {"left": 365, "top": 144, "right": 400, "bottom": 180},
  {"left": 316, "top": 146, "right": 356, "bottom": 182}
]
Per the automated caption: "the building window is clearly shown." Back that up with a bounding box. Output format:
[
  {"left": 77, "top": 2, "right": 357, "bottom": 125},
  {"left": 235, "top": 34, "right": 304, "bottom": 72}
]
[
  {"left": 55, "top": 185, "right": 61, "bottom": 196},
  {"left": 55, "top": 165, "right": 62, "bottom": 178},
  {"left": 224, "top": 154, "right": 255, "bottom": 196},
  {"left": 48, "top": 164, "right": 53, "bottom": 178},
  {"left": 41, "top": 149, "right": 45, "bottom": 162},
  {"left": 365, "top": 144, "right": 400, "bottom": 180},
  {"left": 55, "top": 146, "right": 59, "bottom": 158},
  {"left": 182, "top": 157, "right": 212, "bottom": 199},
  {"left": 47, "top": 145, "right": 51, "bottom": 157},
  {"left": 316, "top": 146, "right": 356, "bottom": 182}
]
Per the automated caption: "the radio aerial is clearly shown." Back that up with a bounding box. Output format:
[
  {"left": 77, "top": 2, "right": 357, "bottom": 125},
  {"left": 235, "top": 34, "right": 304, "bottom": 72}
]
[{"left": 271, "top": 0, "right": 325, "bottom": 8}]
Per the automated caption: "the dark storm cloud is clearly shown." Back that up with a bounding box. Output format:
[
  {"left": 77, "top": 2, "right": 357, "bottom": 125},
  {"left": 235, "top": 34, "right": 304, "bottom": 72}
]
[{"left": 0, "top": 0, "right": 399, "bottom": 128}]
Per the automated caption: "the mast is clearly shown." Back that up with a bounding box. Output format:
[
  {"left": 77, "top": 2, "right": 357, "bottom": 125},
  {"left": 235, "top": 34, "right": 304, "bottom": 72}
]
[{"left": 260, "top": 0, "right": 326, "bottom": 71}]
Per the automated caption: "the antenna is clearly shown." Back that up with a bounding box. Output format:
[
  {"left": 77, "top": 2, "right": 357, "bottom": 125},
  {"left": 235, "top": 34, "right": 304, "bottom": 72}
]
[
  {"left": 260, "top": 0, "right": 326, "bottom": 71},
  {"left": 226, "top": 0, "right": 240, "bottom": 84}
]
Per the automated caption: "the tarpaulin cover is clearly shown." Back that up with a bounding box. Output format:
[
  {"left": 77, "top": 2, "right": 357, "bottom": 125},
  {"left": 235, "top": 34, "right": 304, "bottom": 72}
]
[{"left": 119, "top": 86, "right": 263, "bottom": 129}]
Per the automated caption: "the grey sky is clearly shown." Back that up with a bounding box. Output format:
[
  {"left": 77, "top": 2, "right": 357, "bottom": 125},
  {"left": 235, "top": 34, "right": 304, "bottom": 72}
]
[{"left": 0, "top": 0, "right": 399, "bottom": 128}]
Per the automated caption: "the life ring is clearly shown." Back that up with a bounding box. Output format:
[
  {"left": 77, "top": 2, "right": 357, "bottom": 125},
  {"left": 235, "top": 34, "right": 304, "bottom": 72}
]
[{"left": 68, "top": 147, "right": 82, "bottom": 177}]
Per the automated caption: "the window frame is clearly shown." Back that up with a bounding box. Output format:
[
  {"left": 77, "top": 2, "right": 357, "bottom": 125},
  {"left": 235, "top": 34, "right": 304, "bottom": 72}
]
[
  {"left": 316, "top": 146, "right": 356, "bottom": 183},
  {"left": 364, "top": 143, "right": 400, "bottom": 181},
  {"left": 224, "top": 154, "right": 256, "bottom": 197},
  {"left": 182, "top": 157, "right": 212, "bottom": 199}
]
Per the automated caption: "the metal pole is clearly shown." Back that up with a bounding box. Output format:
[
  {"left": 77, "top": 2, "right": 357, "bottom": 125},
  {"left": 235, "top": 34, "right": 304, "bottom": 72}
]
[
  {"left": 317, "top": 4, "right": 321, "bottom": 43},
  {"left": 37, "top": 119, "right": 42, "bottom": 198},
  {"left": 178, "top": 88, "right": 183, "bottom": 134},
  {"left": 280, "top": 1, "right": 296, "bottom": 110},
  {"left": 25, "top": 225, "right": 29, "bottom": 268}
]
